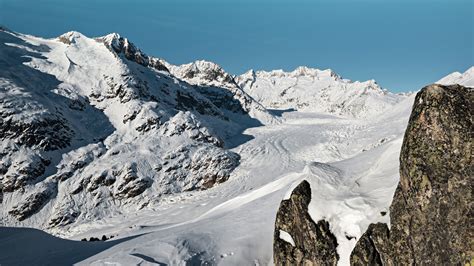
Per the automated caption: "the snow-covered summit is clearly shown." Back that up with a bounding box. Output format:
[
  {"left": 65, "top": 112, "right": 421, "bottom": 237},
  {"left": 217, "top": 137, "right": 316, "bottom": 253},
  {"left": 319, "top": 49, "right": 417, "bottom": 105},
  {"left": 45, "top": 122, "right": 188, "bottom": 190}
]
[
  {"left": 236, "top": 66, "right": 406, "bottom": 118},
  {"left": 166, "top": 60, "right": 234, "bottom": 87},
  {"left": 57, "top": 31, "right": 87, "bottom": 44},
  {"left": 247, "top": 66, "right": 342, "bottom": 80},
  {"left": 436, "top": 67, "right": 474, "bottom": 87}
]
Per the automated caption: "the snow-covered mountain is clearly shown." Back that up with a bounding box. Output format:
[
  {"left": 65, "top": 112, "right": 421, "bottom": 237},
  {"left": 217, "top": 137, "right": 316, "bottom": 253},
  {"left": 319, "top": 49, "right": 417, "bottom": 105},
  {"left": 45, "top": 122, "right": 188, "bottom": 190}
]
[
  {"left": 0, "top": 29, "right": 268, "bottom": 229},
  {"left": 1, "top": 28, "right": 471, "bottom": 266},
  {"left": 236, "top": 67, "right": 409, "bottom": 118},
  {"left": 436, "top": 67, "right": 474, "bottom": 87}
]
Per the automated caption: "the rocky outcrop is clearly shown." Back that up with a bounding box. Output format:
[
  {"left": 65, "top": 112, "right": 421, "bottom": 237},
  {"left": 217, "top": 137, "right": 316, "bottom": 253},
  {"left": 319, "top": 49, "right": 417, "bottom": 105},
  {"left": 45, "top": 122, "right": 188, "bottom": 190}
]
[
  {"left": 273, "top": 180, "right": 339, "bottom": 265},
  {"left": 160, "top": 111, "right": 224, "bottom": 147},
  {"left": 2, "top": 153, "right": 51, "bottom": 192},
  {"left": 99, "top": 33, "right": 169, "bottom": 72},
  {"left": 0, "top": 115, "right": 73, "bottom": 151},
  {"left": 156, "top": 144, "right": 240, "bottom": 193},
  {"left": 350, "top": 84, "right": 473, "bottom": 265},
  {"left": 113, "top": 163, "right": 151, "bottom": 199},
  {"left": 9, "top": 181, "right": 57, "bottom": 221}
]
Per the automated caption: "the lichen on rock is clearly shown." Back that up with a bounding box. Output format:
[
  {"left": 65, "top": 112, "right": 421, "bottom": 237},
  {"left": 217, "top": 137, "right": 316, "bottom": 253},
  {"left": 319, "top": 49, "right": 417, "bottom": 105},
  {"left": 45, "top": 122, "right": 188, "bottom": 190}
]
[
  {"left": 350, "top": 84, "right": 473, "bottom": 265},
  {"left": 273, "top": 180, "right": 339, "bottom": 265}
]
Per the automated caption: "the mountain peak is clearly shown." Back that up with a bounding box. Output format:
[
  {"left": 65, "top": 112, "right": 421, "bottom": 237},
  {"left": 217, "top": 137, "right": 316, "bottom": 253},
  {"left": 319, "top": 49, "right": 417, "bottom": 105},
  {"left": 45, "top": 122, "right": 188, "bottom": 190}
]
[
  {"left": 99, "top": 32, "right": 122, "bottom": 48},
  {"left": 58, "top": 31, "right": 87, "bottom": 44},
  {"left": 250, "top": 66, "right": 342, "bottom": 81},
  {"left": 168, "top": 60, "right": 235, "bottom": 87},
  {"left": 291, "top": 66, "right": 340, "bottom": 79},
  {"left": 96, "top": 32, "right": 169, "bottom": 72}
]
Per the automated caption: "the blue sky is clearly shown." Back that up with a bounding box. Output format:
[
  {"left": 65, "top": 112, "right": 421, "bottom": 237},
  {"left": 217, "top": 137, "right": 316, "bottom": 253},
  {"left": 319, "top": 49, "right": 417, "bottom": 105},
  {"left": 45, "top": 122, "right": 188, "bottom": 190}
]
[{"left": 1, "top": 0, "right": 472, "bottom": 92}]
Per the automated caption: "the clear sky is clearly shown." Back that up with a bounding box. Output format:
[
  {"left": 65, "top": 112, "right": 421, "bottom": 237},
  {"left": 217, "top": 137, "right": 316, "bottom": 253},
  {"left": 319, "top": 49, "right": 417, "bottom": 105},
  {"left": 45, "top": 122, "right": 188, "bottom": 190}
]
[{"left": 1, "top": 0, "right": 472, "bottom": 92}]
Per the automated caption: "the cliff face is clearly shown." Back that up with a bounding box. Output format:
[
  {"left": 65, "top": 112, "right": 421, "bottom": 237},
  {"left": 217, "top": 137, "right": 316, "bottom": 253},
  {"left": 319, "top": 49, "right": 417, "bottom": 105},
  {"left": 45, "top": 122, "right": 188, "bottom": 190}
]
[
  {"left": 273, "top": 180, "right": 339, "bottom": 265},
  {"left": 351, "top": 84, "right": 473, "bottom": 265}
]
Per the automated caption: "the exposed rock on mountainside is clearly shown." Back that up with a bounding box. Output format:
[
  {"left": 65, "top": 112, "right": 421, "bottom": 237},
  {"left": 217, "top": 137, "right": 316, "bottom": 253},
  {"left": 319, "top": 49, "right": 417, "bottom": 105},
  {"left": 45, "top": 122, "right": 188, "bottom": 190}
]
[
  {"left": 166, "top": 60, "right": 275, "bottom": 123},
  {"left": 273, "top": 180, "right": 339, "bottom": 265},
  {"left": 166, "top": 60, "right": 235, "bottom": 87},
  {"left": 98, "top": 32, "right": 169, "bottom": 72},
  {"left": 350, "top": 84, "right": 473, "bottom": 265}
]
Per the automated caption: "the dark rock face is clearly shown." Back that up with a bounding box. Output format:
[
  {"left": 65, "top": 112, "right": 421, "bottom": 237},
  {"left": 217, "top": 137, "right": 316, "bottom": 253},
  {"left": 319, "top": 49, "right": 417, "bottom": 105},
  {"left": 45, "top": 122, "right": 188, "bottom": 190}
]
[
  {"left": 273, "top": 180, "right": 339, "bottom": 265},
  {"left": 176, "top": 90, "right": 225, "bottom": 119},
  {"left": 350, "top": 223, "right": 390, "bottom": 266},
  {"left": 350, "top": 84, "right": 473, "bottom": 265},
  {"left": 194, "top": 85, "right": 251, "bottom": 115},
  {"left": 0, "top": 115, "right": 73, "bottom": 151}
]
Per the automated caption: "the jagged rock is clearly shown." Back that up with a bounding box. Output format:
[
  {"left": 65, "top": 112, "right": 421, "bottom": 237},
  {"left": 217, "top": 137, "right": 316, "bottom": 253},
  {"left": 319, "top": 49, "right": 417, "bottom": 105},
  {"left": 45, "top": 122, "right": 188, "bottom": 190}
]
[
  {"left": 350, "top": 84, "right": 473, "bottom": 265},
  {"left": 0, "top": 115, "right": 73, "bottom": 151},
  {"left": 157, "top": 144, "right": 240, "bottom": 193},
  {"left": 103, "top": 76, "right": 138, "bottom": 103},
  {"left": 160, "top": 111, "right": 224, "bottom": 147},
  {"left": 48, "top": 209, "right": 79, "bottom": 227},
  {"left": 2, "top": 153, "right": 50, "bottom": 192},
  {"left": 350, "top": 223, "right": 390, "bottom": 266},
  {"left": 194, "top": 85, "right": 250, "bottom": 114},
  {"left": 273, "top": 180, "right": 339, "bottom": 265},
  {"left": 87, "top": 171, "right": 115, "bottom": 192},
  {"left": 113, "top": 163, "right": 151, "bottom": 199},
  {"left": 48, "top": 198, "right": 80, "bottom": 227},
  {"left": 100, "top": 33, "right": 169, "bottom": 72},
  {"left": 135, "top": 116, "right": 161, "bottom": 132},
  {"left": 9, "top": 182, "right": 57, "bottom": 221},
  {"left": 175, "top": 91, "right": 225, "bottom": 119}
]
